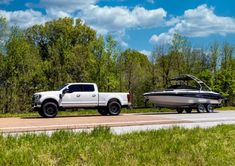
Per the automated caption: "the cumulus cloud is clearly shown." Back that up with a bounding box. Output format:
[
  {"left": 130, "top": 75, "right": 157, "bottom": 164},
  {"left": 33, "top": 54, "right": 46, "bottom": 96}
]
[
  {"left": 150, "top": 4, "right": 235, "bottom": 45},
  {"left": 40, "top": 0, "right": 97, "bottom": 12},
  {"left": 150, "top": 33, "right": 173, "bottom": 44},
  {"left": 0, "top": 9, "right": 47, "bottom": 28},
  {"left": 81, "top": 5, "right": 166, "bottom": 34},
  {"left": 140, "top": 50, "right": 152, "bottom": 57},
  {"left": 0, "top": 0, "right": 167, "bottom": 48}
]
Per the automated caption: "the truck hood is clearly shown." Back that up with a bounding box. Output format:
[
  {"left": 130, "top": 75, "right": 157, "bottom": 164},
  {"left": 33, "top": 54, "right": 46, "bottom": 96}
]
[{"left": 34, "top": 91, "right": 61, "bottom": 96}]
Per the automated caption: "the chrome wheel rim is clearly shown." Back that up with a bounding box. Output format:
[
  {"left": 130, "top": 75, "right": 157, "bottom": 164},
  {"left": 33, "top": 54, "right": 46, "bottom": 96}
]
[
  {"left": 198, "top": 104, "right": 205, "bottom": 113},
  {"left": 207, "top": 104, "right": 213, "bottom": 113}
]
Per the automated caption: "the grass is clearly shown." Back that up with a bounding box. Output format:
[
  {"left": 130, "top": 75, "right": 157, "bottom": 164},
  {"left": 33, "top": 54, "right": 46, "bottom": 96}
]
[
  {"left": 0, "top": 106, "right": 234, "bottom": 118},
  {"left": 0, "top": 125, "right": 235, "bottom": 165},
  {"left": 0, "top": 108, "right": 172, "bottom": 118},
  {"left": 216, "top": 106, "right": 235, "bottom": 110}
]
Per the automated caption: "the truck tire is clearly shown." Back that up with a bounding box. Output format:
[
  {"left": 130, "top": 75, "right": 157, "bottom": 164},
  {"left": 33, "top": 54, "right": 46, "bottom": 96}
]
[
  {"left": 107, "top": 101, "right": 121, "bottom": 116},
  {"left": 98, "top": 108, "right": 109, "bottom": 116},
  {"left": 185, "top": 108, "right": 192, "bottom": 113},
  {"left": 38, "top": 108, "right": 46, "bottom": 117},
  {"left": 42, "top": 102, "right": 58, "bottom": 118},
  {"left": 176, "top": 108, "right": 184, "bottom": 114}
]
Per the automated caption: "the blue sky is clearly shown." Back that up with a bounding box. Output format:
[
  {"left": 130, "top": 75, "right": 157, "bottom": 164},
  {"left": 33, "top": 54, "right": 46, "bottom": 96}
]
[{"left": 1, "top": 0, "right": 235, "bottom": 56}]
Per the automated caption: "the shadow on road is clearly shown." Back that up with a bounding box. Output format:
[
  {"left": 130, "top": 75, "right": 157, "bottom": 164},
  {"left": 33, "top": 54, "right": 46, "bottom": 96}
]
[
  {"left": 127, "top": 111, "right": 219, "bottom": 116},
  {"left": 20, "top": 111, "right": 219, "bottom": 119},
  {"left": 21, "top": 114, "right": 101, "bottom": 119}
]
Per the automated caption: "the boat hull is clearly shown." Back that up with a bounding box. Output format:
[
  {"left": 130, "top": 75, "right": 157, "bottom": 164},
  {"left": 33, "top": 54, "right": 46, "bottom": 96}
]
[{"left": 144, "top": 91, "right": 223, "bottom": 108}]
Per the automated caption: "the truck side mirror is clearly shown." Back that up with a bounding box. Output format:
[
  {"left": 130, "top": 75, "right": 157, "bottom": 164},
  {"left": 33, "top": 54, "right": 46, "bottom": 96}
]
[{"left": 62, "top": 88, "right": 69, "bottom": 94}]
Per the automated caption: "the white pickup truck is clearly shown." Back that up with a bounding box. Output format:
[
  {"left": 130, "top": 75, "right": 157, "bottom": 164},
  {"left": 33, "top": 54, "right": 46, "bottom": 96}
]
[{"left": 32, "top": 83, "right": 131, "bottom": 118}]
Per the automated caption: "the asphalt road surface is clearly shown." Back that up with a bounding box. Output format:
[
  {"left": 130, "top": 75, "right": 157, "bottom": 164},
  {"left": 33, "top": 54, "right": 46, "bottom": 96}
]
[{"left": 1, "top": 110, "right": 235, "bottom": 134}]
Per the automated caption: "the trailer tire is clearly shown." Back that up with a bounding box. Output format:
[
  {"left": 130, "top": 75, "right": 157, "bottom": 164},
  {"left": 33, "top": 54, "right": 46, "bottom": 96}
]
[
  {"left": 206, "top": 104, "right": 214, "bottom": 113},
  {"left": 185, "top": 108, "right": 192, "bottom": 113},
  {"left": 197, "top": 104, "right": 205, "bottom": 113}
]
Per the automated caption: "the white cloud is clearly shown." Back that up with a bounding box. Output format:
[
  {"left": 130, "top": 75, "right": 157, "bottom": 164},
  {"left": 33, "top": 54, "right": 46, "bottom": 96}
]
[
  {"left": 150, "top": 4, "right": 235, "bottom": 45},
  {"left": 150, "top": 33, "right": 173, "bottom": 44},
  {"left": 140, "top": 50, "right": 152, "bottom": 57},
  {"left": 40, "top": 0, "right": 97, "bottom": 12},
  {"left": 0, "top": 9, "right": 47, "bottom": 28},
  {"left": 46, "top": 8, "right": 71, "bottom": 19},
  {"left": 81, "top": 5, "right": 166, "bottom": 34},
  {"left": 0, "top": 0, "right": 167, "bottom": 49}
]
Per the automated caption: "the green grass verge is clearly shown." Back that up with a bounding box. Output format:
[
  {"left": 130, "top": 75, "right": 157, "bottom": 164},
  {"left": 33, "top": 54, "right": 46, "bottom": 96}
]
[
  {"left": 216, "top": 106, "right": 235, "bottom": 110},
  {"left": 0, "top": 108, "right": 173, "bottom": 118},
  {"left": 0, "top": 106, "right": 234, "bottom": 118},
  {"left": 0, "top": 125, "right": 235, "bottom": 165}
]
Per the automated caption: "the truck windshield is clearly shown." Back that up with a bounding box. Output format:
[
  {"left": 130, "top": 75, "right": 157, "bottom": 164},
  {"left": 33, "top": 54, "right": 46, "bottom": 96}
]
[{"left": 57, "top": 84, "right": 68, "bottom": 91}]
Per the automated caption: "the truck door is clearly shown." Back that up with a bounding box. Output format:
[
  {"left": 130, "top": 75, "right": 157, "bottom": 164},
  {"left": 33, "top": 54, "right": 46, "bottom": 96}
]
[
  {"left": 61, "top": 84, "right": 98, "bottom": 107},
  {"left": 78, "top": 84, "right": 98, "bottom": 107}
]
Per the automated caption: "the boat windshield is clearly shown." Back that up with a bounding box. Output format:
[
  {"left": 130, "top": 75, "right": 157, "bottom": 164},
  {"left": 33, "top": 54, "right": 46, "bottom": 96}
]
[
  {"left": 167, "top": 84, "right": 199, "bottom": 90},
  {"left": 57, "top": 84, "right": 68, "bottom": 91},
  {"left": 167, "top": 74, "right": 211, "bottom": 91},
  {"left": 200, "top": 83, "right": 211, "bottom": 91}
]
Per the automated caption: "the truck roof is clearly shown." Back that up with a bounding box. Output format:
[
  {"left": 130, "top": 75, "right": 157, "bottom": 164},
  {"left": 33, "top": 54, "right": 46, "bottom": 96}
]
[{"left": 67, "top": 83, "right": 96, "bottom": 85}]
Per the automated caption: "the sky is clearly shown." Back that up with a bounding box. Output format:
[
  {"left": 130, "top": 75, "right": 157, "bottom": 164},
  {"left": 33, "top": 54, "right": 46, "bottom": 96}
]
[{"left": 0, "top": 0, "right": 235, "bottom": 56}]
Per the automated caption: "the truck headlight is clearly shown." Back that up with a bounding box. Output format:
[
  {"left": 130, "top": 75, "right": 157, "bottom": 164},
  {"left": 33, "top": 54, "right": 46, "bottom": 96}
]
[{"left": 34, "top": 94, "right": 42, "bottom": 102}]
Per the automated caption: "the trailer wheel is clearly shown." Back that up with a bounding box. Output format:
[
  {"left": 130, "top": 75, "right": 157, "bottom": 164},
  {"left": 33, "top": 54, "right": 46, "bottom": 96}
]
[
  {"left": 206, "top": 104, "right": 214, "bottom": 113},
  {"left": 185, "top": 108, "right": 192, "bottom": 113},
  {"left": 107, "top": 101, "right": 121, "bottom": 115},
  {"left": 197, "top": 104, "right": 205, "bottom": 113},
  {"left": 98, "top": 108, "right": 109, "bottom": 116},
  {"left": 176, "top": 108, "right": 184, "bottom": 114}
]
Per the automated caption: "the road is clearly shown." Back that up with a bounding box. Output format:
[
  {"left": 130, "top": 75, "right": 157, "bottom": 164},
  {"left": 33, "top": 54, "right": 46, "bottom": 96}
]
[{"left": 1, "top": 110, "right": 235, "bottom": 134}]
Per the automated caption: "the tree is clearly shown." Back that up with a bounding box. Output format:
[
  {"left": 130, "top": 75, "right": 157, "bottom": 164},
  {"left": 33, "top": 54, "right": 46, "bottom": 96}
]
[
  {"left": 215, "top": 43, "right": 234, "bottom": 104},
  {"left": 2, "top": 27, "right": 42, "bottom": 112},
  {"left": 26, "top": 17, "right": 97, "bottom": 89},
  {"left": 119, "top": 49, "right": 151, "bottom": 106},
  {"left": 0, "top": 16, "right": 7, "bottom": 53}
]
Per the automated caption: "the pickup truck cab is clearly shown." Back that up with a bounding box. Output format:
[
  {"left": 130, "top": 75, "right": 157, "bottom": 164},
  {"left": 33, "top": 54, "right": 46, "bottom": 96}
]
[{"left": 32, "top": 83, "right": 131, "bottom": 118}]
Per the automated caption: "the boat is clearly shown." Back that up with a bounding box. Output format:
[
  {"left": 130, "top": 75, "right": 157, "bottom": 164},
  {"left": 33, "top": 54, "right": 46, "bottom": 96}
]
[{"left": 143, "top": 74, "right": 224, "bottom": 113}]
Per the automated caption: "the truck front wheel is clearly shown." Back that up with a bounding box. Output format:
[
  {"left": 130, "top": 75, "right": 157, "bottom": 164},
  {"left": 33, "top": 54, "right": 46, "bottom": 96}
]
[
  {"left": 107, "top": 101, "right": 121, "bottom": 116},
  {"left": 42, "top": 102, "right": 58, "bottom": 118},
  {"left": 98, "top": 108, "right": 109, "bottom": 116},
  {"left": 38, "top": 108, "right": 46, "bottom": 117}
]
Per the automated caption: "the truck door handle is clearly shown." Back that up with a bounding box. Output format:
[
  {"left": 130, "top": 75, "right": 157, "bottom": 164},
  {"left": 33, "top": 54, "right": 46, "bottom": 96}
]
[
  {"left": 92, "top": 94, "right": 96, "bottom": 97},
  {"left": 76, "top": 94, "right": 80, "bottom": 97}
]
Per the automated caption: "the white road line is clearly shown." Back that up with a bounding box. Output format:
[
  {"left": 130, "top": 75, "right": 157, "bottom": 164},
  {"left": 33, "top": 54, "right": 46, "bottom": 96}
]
[
  {"left": 4, "top": 120, "right": 235, "bottom": 136},
  {"left": 180, "top": 117, "right": 235, "bottom": 121},
  {"left": 112, "top": 121, "right": 235, "bottom": 134}
]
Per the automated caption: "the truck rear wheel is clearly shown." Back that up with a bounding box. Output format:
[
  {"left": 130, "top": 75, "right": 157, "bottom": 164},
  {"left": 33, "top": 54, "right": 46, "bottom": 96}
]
[
  {"left": 107, "top": 101, "right": 121, "bottom": 115},
  {"left": 42, "top": 102, "right": 58, "bottom": 118},
  {"left": 98, "top": 108, "right": 109, "bottom": 116}
]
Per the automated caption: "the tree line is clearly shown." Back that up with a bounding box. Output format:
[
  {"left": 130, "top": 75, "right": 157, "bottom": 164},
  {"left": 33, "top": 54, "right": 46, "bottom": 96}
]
[{"left": 0, "top": 17, "right": 234, "bottom": 113}]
